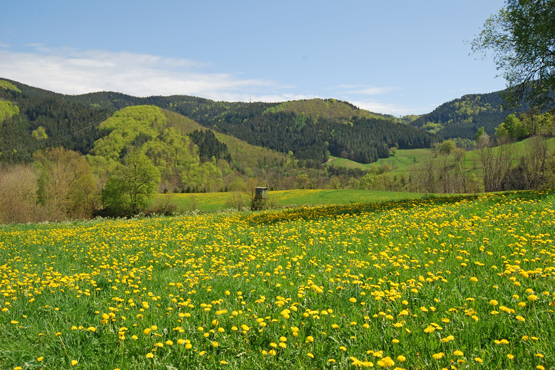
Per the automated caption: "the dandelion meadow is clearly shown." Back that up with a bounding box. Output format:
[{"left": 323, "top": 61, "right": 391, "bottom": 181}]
[{"left": 1, "top": 190, "right": 554, "bottom": 369}]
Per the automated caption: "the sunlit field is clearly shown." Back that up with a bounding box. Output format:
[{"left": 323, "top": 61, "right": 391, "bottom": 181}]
[
  {"left": 1, "top": 190, "right": 555, "bottom": 369},
  {"left": 161, "top": 189, "right": 421, "bottom": 213}
]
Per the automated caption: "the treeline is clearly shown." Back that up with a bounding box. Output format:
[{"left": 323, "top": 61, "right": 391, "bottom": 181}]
[
  {"left": 357, "top": 110, "right": 555, "bottom": 194},
  {"left": 0, "top": 148, "right": 99, "bottom": 224},
  {"left": 410, "top": 90, "right": 529, "bottom": 139}
]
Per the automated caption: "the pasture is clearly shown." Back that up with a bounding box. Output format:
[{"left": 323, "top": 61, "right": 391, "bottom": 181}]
[
  {"left": 1, "top": 190, "right": 554, "bottom": 369},
  {"left": 161, "top": 189, "right": 421, "bottom": 213}
]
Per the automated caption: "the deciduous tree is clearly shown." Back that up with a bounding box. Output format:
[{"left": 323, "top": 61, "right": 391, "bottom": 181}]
[{"left": 471, "top": 0, "right": 555, "bottom": 110}]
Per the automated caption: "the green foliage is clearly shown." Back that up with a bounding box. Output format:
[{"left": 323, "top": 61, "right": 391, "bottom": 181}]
[
  {"left": 89, "top": 106, "right": 206, "bottom": 192},
  {"left": 262, "top": 98, "right": 381, "bottom": 123},
  {"left": 188, "top": 129, "right": 231, "bottom": 163},
  {"left": 101, "top": 150, "right": 161, "bottom": 216},
  {"left": 1, "top": 79, "right": 436, "bottom": 168},
  {"left": 410, "top": 91, "right": 528, "bottom": 139},
  {"left": 397, "top": 114, "right": 421, "bottom": 124},
  {"left": 475, "top": 127, "right": 485, "bottom": 142},
  {"left": 452, "top": 137, "right": 476, "bottom": 150},
  {"left": 0, "top": 79, "right": 114, "bottom": 163},
  {"left": 472, "top": 1, "right": 555, "bottom": 110},
  {"left": 495, "top": 114, "right": 528, "bottom": 140},
  {"left": 33, "top": 147, "right": 99, "bottom": 219},
  {"left": 0, "top": 80, "right": 21, "bottom": 92},
  {"left": 439, "top": 139, "right": 456, "bottom": 155},
  {"left": 519, "top": 109, "right": 555, "bottom": 136},
  {"left": 209, "top": 107, "right": 436, "bottom": 164},
  {"left": 0, "top": 100, "right": 20, "bottom": 127},
  {"left": 31, "top": 126, "right": 48, "bottom": 140},
  {"left": 92, "top": 105, "right": 166, "bottom": 161},
  {"left": 181, "top": 159, "right": 222, "bottom": 192}
]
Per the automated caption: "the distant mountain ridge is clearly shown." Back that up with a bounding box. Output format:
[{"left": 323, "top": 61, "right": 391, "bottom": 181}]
[{"left": 0, "top": 78, "right": 438, "bottom": 165}]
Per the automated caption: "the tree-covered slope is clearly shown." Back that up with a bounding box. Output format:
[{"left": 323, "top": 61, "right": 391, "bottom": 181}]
[
  {"left": 204, "top": 103, "right": 438, "bottom": 164},
  {"left": 409, "top": 90, "right": 529, "bottom": 139},
  {"left": 0, "top": 79, "right": 115, "bottom": 163},
  {"left": 262, "top": 98, "right": 383, "bottom": 123},
  {"left": 0, "top": 78, "right": 438, "bottom": 165}
]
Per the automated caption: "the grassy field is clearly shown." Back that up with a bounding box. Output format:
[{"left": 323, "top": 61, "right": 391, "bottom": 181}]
[
  {"left": 328, "top": 137, "right": 555, "bottom": 176},
  {"left": 158, "top": 189, "right": 421, "bottom": 213},
  {"left": 1, "top": 190, "right": 555, "bottom": 369}
]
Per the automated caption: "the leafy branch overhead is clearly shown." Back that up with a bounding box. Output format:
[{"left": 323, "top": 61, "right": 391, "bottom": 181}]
[{"left": 471, "top": 0, "right": 555, "bottom": 110}]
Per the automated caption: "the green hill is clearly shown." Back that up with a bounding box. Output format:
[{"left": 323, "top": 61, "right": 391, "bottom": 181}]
[
  {"left": 0, "top": 78, "right": 438, "bottom": 166},
  {"left": 409, "top": 90, "right": 529, "bottom": 139},
  {"left": 262, "top": 98, "right": 382, "bottom": 123}
]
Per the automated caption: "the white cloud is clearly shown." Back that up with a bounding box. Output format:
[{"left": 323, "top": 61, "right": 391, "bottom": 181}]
[
  {"left": 0, "top": 45, "right": 427, "bottom": 115},
  {"left": 0, "top": 41, "right": 10, "bottom": 48},
  {"left": 0, "top": 46, "right": 288, "bottom": 100},
  {"left": 349, "top": 99, "right": 434, "bottom": 116},
  {"left": 338, "top": 84, "right": 398, "bottom": 95}
]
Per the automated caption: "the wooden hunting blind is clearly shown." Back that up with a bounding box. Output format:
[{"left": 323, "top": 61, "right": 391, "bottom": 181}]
[
  {"left": 255, "top": 187, "right": 268, "bottom": 199},
  {"left": 252, "top": 187, "right": 268, "bottom": 211}
]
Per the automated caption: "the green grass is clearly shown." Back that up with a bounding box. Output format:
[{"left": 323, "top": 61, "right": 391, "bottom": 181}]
[
  {"left": 1, "top": 189, "right": 555, "bottom": 369},
  {"left": 157, "top": 189, "right": 421, "bottom": 213},
  {"left": 328, "top": 137, "right": 555, "bottom": 177}
]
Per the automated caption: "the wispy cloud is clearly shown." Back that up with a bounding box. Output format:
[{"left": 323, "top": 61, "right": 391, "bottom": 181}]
[
  {"left": 348, "top": 99, "right": 434, "bottom": 116},
  {"left": 0, "top": 45, "right": 294, "bottom": 101},
  {"left": 0, "top": 41, "right": 10, "bottom": 48},
  {"left": 0, "top": 45, "right": 427, "bottom": 115},
  {"left": 338, "top": 84, "right": 398, "bottom": 95}
]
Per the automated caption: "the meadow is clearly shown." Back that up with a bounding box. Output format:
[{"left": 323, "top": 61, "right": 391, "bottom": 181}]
[
  {"left": 328, "top": 137, "right": 555, "bottom": 177},
  {"left": 162, "top": 189, "right": 421, "bottom": 213},
  {"left": 1, "top": 190, "right": 554, "bottom": 369}
]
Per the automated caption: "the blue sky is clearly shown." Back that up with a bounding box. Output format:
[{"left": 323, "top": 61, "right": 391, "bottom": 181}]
[{"left": 1, "top": 0, "right": 506, "bottom": 115}]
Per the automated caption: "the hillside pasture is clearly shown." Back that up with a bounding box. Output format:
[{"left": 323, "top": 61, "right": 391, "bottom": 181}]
[{"left": 328, "top": 137, "right": 555, "bottom": 178}]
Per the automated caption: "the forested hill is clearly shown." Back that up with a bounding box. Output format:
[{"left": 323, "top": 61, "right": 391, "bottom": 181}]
[
  {"left": 0, "top": 80, "right": 115, "bottom": 162},
  {"left": 409, "top": 90, "right": 529, "bottom": 139},
  {"left": 203, "top": 102, "right": 437, "bottom": 164},
  {"left": 1, "top": 78, "right": 438, "bottom": 164}
]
